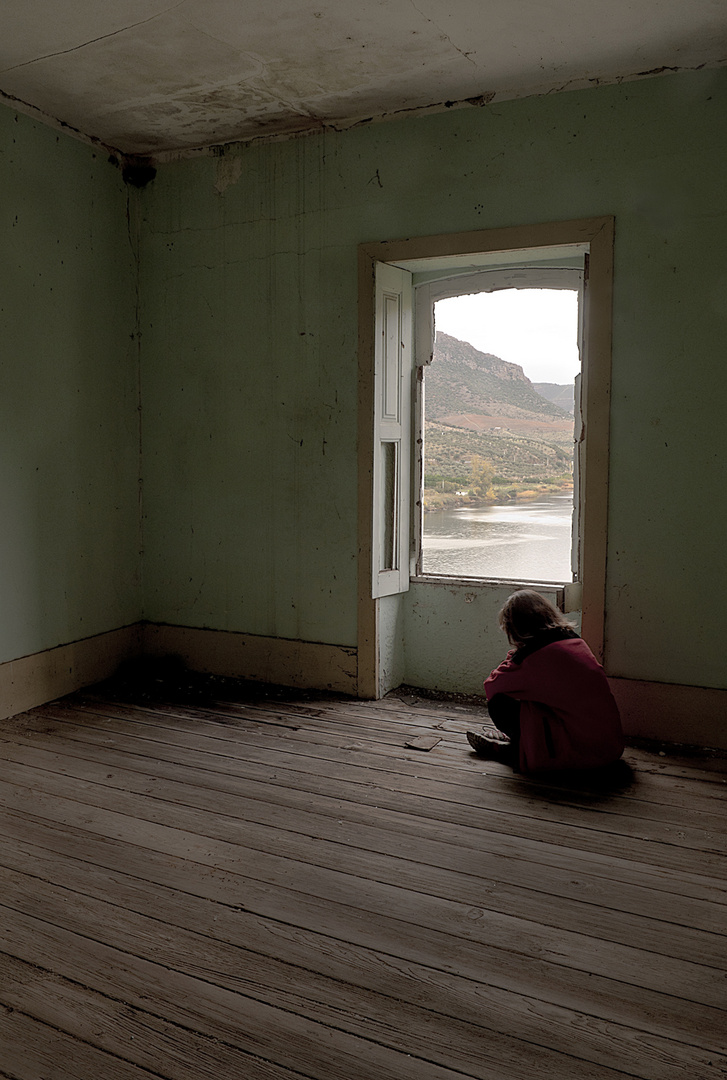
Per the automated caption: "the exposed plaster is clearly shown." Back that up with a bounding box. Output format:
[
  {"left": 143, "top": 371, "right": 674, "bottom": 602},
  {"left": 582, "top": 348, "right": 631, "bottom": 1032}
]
[{"left": 213, "top": 154, "right": 242, "bottom": 194}]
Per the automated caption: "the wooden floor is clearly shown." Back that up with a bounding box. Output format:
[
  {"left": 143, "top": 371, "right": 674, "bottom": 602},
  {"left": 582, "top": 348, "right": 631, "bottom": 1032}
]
[{"left": 0, "top": 681, "right": 725, "bottom": 1080}]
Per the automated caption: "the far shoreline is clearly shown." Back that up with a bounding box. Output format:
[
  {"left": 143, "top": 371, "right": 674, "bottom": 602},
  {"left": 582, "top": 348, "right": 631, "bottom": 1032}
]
[{"left": 423, "top": 480, "right": 573, "bottom": 513}]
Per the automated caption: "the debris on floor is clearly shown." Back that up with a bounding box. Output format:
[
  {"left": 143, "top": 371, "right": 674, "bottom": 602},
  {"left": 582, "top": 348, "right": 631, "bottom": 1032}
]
[{"left": 404, "top": 735, "right": 442, "bottom": 751}]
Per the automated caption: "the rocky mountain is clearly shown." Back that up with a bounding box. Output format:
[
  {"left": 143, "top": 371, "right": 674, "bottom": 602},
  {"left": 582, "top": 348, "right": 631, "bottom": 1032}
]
[
  {"left": 427, "top": 332, "right": 570, "bottom": 422},
  {"left": 424, "top": 332, "right": 575, "bottom": 484}
]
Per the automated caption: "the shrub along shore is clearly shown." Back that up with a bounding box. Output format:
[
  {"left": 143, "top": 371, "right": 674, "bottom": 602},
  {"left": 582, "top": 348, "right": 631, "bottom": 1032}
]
[{"left": 423, "top": 477, "right": 573, "bottom": 513}]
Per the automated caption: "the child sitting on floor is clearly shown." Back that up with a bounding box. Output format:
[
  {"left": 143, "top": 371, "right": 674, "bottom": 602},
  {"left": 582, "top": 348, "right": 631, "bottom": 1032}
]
[{"left": 467, "top": 589, "right": 624, "bottom": 773}]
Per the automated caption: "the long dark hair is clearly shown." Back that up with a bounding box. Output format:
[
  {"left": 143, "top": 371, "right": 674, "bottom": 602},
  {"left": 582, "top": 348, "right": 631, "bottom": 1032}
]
[{"left": 499, "top": 589, "right": 576, "bottom": 647}]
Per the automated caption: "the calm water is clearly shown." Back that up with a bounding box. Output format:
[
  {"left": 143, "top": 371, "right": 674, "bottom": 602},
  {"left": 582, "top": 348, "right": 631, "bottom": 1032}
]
[{"left": 422, "top": 491, "right": 573, "bottom": 582}]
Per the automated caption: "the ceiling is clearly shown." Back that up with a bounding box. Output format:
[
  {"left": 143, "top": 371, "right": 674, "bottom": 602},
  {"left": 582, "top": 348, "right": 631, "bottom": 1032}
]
[{"left": 1, "top": 0, "right": 725, "bottom": 158}]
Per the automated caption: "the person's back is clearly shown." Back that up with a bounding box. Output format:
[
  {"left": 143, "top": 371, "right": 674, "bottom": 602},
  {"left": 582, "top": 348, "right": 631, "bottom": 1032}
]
[{"left": 467, "top": 590, "right": 623, "bottom": 772}]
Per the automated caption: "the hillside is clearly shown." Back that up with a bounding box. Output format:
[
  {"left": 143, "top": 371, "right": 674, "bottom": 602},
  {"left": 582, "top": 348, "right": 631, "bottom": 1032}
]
[
  {"left": 427, "top": 333, "right": 570, "bottom": 421},
  {"left": 533, "top": 382, "right": 575, "bottom": 414},
  {"left": 425, "top": 333, "right": 574, "bottom": 485}
]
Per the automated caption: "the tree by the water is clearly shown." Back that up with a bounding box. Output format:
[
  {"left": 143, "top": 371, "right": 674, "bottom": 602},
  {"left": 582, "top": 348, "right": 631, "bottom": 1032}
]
[{"left": 469, "top": 455, "right": 495, "bottom": 500}]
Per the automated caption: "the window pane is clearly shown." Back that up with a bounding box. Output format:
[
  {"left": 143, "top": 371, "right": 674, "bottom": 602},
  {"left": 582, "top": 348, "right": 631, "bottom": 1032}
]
[
  {"left": 421, "top": 289, "right": 578, "bottom": 582},
  {"left": 380, "top": 441, "right": 398, "bottom": 571}
]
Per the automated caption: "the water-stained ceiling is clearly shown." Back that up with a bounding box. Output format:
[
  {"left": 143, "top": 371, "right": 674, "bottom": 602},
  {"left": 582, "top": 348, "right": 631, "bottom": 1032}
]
[{"left": 1, "top": 0, "right": 725, "bottom": 157}]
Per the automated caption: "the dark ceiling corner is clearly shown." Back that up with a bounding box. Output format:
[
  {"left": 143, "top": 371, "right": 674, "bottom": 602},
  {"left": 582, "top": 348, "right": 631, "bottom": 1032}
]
[{"left": 121, "top": 160, "right": 157, "bottom": 188}]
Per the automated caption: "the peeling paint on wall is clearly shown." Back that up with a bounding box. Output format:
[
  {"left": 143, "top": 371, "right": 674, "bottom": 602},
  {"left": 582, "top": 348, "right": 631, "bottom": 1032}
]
[{"left": 214, "top": 154, "right": 242, "bottom": 194}]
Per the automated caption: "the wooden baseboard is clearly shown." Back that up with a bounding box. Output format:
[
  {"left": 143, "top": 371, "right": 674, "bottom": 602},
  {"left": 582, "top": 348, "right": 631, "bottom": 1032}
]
[
  {"left": 609, "top": 676, "right": 727, "bottom": 750},
  {"left": 0, "top": 625, "right": 142, "bottom": 722},
  {"left": 142, "top": 623, "right": 358, "bottom": 696},
  {"left": 3, "top": 625, "right": 723, "bottom": 750}
]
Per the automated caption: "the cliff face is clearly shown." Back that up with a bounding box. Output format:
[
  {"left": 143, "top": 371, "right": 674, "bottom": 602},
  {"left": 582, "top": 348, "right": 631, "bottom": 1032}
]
[
  {"left": 427, "top": 332, "right": 571, "bottom": 422},
  {"left": 424, "top": 333, "right": 575, "bottom": 483}
]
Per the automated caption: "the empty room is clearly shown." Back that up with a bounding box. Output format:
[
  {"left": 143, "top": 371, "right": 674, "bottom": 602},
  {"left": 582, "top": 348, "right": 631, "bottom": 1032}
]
[{"left": 1, "top": 2, "right": 725, "bottom": 1077}]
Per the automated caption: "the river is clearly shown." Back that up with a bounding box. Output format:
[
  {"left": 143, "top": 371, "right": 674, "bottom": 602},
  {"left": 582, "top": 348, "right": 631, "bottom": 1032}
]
[{"left": 421, "top": 490, "right": 573, "bottom": 582}]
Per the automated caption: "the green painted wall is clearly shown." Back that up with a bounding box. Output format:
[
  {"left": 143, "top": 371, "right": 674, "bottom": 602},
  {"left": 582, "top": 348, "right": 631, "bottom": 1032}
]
[
  {"left": 0, "top": 109, "right": 141, "bottom": 663},
  {"left": 140, "top": 139, "right": 358, "bottom": 644},
  {"left": 140, "top": 68, "right": 727, "bottom": 694},
  {"left": 2, "top": 66, "right": 723, "bottom": 716},
  {"left": 402, "top": 582, "right": 567, "bottom": 697}
]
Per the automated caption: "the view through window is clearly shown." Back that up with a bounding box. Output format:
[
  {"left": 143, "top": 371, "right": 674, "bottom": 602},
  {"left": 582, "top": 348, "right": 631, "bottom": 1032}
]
[{"left": 420, "top": 288, "right": 579, "bottom": 583}]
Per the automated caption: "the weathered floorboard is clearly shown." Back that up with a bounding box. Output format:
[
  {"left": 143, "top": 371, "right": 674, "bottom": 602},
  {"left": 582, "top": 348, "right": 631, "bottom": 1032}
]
[{"left": 0, "top": 685, "right": 725, "bottom": 1079}]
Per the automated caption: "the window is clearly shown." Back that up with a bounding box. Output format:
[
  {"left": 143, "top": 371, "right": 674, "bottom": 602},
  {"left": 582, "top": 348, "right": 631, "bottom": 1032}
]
[
  {"left": 413, "top": 264, "right": 584, "bottom": 586},
  {"left": 359, "top": 218, "right": 614, "bottom": 696}
]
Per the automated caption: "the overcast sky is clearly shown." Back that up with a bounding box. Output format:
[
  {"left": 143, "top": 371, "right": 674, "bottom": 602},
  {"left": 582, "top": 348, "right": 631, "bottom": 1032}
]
[{"left": 434, "top": 288, "right": 580, "bottom": 385}]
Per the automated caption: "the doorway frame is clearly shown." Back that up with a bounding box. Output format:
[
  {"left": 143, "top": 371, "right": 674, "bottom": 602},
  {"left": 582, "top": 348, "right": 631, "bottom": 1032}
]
[{"left": 357, "top": 217, "right": 615, "bottom": 699}]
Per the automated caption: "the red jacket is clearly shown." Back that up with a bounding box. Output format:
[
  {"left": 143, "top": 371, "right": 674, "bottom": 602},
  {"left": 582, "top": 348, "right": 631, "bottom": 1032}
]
[{"left": 484, "top": 636, "right": 624, "bottom": 772}]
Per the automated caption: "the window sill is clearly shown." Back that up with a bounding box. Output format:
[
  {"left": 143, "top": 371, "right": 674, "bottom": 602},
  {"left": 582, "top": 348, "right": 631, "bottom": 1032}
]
[{"left": 411, "top": 573, "right": 569, "bottom": 591}]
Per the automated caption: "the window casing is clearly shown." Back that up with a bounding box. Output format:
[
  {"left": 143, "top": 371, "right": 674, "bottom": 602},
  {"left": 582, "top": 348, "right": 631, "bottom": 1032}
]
[{"left": 359, "top": 218, "right": 614, "bottom": 697}]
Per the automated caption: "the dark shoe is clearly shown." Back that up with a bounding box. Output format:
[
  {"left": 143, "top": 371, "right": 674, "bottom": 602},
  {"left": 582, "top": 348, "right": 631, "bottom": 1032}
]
[{"left": 466, "top": 730, "right": 516, "bottom": 764}]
